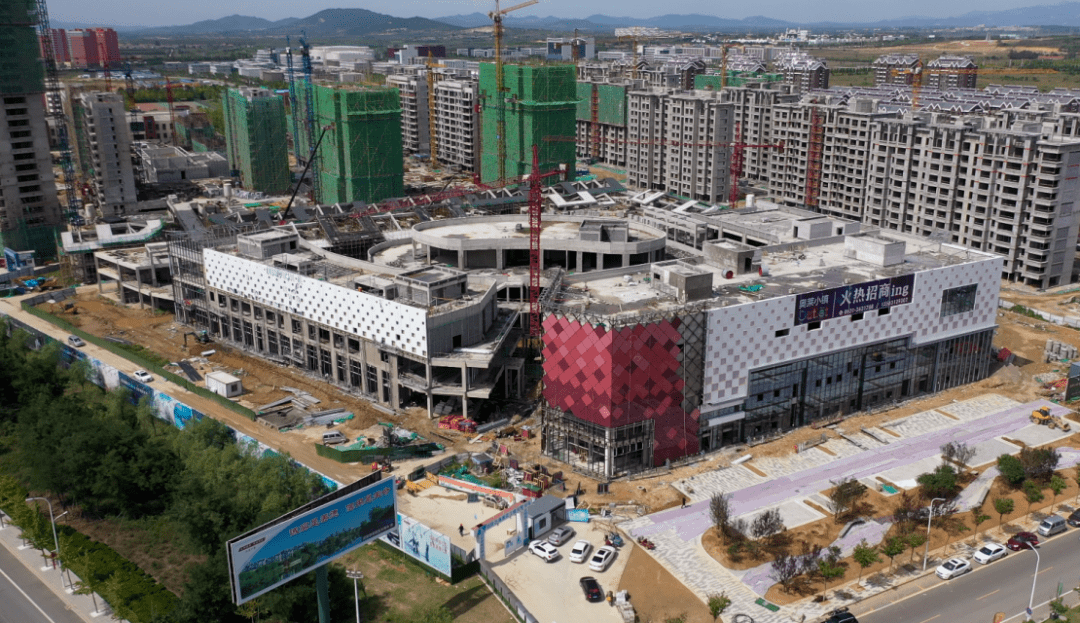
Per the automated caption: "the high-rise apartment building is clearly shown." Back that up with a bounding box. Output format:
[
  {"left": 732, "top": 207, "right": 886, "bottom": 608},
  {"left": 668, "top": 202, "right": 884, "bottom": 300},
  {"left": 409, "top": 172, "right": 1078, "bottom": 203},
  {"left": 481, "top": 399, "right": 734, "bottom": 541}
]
[
  {"left": 776, "top": 53, "right": 829, "bottom": 93},
  {"left": 78, "top": 92, "right": 136, "bottom": 217},
  {"left": 627, "top": 88, "right": 734, "bottom": 204},
  {"left": 873, "top": 54, "right": 921, "bottom": 86},
  {"left": 864, "top": 114, "right": 1080, "bottom": 288},
  {"left": 0, "top": 0, "right": 63, "bottom": 258},
  {"left": 387, "top": 72, "right": 429, "bottom": 158},
  {"left": 433, "top": 79, "right": 479, "bottom": 172},
  {"left": 39, "top": 28, "right": 69, "bottom": 64},
  {"left": 925, "top": 56, "right": 978, "bottom": 90},
  {"left": 222, "top": 87, "right": 290, "bottom": 195}
]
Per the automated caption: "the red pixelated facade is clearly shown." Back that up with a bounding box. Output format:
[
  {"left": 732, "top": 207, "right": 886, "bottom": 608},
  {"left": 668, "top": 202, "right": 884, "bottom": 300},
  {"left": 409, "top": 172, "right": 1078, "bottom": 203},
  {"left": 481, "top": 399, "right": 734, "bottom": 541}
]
[{"left": 542, "top": 315, "right": 699, "bottom": 467}]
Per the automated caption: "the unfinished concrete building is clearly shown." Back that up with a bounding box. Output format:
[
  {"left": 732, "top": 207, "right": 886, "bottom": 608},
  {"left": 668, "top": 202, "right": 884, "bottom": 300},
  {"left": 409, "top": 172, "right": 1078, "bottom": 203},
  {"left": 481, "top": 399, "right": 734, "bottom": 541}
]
[
  {"left": 134, "top": 143, "right": 229, "bottom": 183},
  {"left": 387, "top": 71, "right": 429, "bottom": 158},
  {"left": 575, "top": 81, "right": 630, "bottom": 168},
  {"left": 433, "top": 78, "right": 480, "bottom": 171},
  {"left": 627, "top": 88, "right": 734, "bottom": 204},
  {"left": 865, "top": 113, "right": 1080, "bottom": 288},
  {"left": 925, "top": 56, "right": 978, "bottom": 90},
  {"left": 78, "top": 91, "right": 137, "bottom": 218},
  {"left": 768, "top": 96, "right": 893, "bottom": 220},
  {"left": 776, "top": 53, "right": 829, "bottom": 94},
  {"left": 94, "top": 242, "right": 173, "bottom": 309},
  {"left": 0, "top": 0, "right": 63, "bottom": 258},
  {"left": 59, "top": 218, "right": 167, "bottom": 284},
  {"left": 873, "top": 54, "right": 921, "bottom": 86},
  {"left": 718, "top": 82, "right": 798, "bottom": 184}
]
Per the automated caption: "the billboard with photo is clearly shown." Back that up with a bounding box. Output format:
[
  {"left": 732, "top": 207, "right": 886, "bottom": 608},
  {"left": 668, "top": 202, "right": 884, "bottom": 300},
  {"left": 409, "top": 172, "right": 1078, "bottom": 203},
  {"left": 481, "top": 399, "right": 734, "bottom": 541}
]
[
  {"left": 226, "top": 475, "right": 396, "bottom": 604},
  {"left": 380, "top": 513, "right": 452, "bottom": 576}
]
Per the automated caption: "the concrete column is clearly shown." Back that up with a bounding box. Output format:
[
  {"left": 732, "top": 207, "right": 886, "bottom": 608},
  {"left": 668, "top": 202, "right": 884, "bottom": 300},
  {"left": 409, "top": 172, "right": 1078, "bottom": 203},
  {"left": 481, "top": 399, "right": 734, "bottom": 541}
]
[
  {"left": 425, "top": 359, "right": 434, "bottom": 418},
  {"left": 577, "top": 252, "right": 584, "bottom": 272},
  {"left": 458, "top": 250, "right": 465, "bottom": 269},
  {"left": 95, "top": 256, "right": 103, "bottom": 294},
  {"left": 496, "top": 250, "right": 504, "bottom": 270},
  {"left": 621, "top": 253, "right": 630, "bottom": 267},
  {"left": 136, "top": 268, "right": 144, "bottom": 309}
]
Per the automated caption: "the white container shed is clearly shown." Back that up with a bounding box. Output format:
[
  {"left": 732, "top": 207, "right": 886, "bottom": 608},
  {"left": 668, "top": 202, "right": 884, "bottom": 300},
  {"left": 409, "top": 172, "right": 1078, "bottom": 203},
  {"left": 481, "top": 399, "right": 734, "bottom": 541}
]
[{"left": 206, "top": 371, "right": 243, "bottom": 398}]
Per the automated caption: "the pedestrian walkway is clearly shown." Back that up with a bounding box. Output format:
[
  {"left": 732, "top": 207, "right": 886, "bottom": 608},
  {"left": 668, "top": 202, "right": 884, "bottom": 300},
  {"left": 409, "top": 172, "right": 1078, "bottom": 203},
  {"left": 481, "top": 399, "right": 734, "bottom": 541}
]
[
  {"left": 622, "top": 396, "right": 1074, "bottom": 622},
  {"left": 0, "top": 512, "right": 114, "bottom": 623}
]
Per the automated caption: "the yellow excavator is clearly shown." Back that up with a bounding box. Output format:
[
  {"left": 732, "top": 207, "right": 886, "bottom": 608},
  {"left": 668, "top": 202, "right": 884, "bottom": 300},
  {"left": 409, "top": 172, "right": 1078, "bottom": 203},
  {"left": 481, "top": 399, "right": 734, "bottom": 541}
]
[{"left": 1030, "top": 407, "right": 1072, "bottom": 432}]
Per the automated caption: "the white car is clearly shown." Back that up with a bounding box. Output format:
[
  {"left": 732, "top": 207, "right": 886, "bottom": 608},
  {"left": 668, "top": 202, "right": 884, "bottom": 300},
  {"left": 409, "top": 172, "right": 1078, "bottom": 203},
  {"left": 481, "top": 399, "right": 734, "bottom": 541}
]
[
  {"left": 588, "top": 545, "right": 616, "bottom": 572},
  {"left": 935, "top": 557, "right": 972, "bottom": 580},
  {"left": 132, "top": 370, "right": 154, "bottom": 383},
  {"left": 529, "top": 540, "right": 560, "bottom": 562},
  {"left": 569, "top": 539, "right": 592, "bottom": 563},
  {"left": 973, "top": 543, "right": 1008, "bottom": 565}
]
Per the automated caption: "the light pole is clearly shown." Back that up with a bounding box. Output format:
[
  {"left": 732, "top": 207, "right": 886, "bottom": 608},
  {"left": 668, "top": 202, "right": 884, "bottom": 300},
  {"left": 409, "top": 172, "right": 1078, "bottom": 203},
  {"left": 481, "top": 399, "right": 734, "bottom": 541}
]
[
  {"left": 922, "top": 497, "right": 946, "bottom": 571},
  {"left": 346, "top": 569, "right": 364, "bottom": 623},
  {"left": 1027, "top": 543, "right": 1041, "bottom": 617},
  {"left": 25, "top": 497, "right": 63, "bottom": 583}
]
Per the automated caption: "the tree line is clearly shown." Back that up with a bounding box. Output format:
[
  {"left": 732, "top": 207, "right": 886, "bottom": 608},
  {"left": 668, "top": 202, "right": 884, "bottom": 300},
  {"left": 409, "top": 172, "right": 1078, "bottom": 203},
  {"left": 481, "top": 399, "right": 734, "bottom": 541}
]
[{"left": 0, "top": 324, "right": 357, "bottom": 623}]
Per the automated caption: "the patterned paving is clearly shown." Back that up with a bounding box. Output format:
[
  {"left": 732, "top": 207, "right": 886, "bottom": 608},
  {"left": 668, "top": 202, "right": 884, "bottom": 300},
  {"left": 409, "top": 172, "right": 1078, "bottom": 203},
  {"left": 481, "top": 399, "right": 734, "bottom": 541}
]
[{"left": 622, "top": 397, "right": 1072, "bottom": 622}]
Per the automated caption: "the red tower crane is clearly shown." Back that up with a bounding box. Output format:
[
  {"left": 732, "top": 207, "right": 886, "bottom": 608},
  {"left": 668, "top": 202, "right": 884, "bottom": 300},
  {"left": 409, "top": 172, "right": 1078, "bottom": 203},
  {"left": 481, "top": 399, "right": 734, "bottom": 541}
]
[
  {"left": 164, "top": 75, "right": 177, "bottom": 146},
  {"left": 527, "top": 144, "right": 560, "bottom": 339}
]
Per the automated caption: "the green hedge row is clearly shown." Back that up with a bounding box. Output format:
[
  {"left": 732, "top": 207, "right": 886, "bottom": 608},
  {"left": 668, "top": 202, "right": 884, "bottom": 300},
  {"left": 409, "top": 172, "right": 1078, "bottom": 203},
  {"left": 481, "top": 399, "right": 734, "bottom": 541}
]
[
  {"left": 0, "top": 476, "right": 178, "bottom": 623},
  {"left": 315, "top": 441, "right": 442, "bottom": 464},
  {"left": 21, "top": 303, "right": 256, "bottom": 420}
]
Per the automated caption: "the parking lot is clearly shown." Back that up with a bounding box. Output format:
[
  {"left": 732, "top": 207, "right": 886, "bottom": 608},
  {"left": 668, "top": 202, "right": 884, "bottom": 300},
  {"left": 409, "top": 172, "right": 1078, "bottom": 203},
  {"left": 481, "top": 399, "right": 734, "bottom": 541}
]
[{"left": 488, "top": 519, "right": 633, "bottom": 623}]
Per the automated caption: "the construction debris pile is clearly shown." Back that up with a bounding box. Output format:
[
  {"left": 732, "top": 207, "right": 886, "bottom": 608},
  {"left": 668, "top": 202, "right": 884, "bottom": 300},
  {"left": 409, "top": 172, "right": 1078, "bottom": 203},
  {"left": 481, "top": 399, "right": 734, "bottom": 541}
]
[{"left": 1044, "top": 339, "right": 1079, "bottom": 363}]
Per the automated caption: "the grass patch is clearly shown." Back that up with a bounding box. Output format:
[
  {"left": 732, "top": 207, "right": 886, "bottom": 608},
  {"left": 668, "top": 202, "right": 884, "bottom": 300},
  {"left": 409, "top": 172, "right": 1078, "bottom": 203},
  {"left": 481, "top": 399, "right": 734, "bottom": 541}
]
[
  {"left": 113, "top": 342, "right": 170, "bottom": 367},
  {"left": 337, "top": 540, "right": 513, "bottom": 623}
]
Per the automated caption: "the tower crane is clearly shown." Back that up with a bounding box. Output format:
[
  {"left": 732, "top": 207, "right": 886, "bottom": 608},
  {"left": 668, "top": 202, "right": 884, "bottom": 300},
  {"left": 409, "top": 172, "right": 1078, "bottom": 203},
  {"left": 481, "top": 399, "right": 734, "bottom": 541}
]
[
  {"left": 488, "top": 0, "right": 538, "bottom": 182},
  {"left": 617, "top": 27, "right": 646, "bottom": 80},
  {"left": 34, "top": 0, "right": 84, "bottom": 225},
  {"left": 164, "top": 75, "right": 177, "bottom": 146},
  {"left": 284, "top": 36, "right": 303, "bottom": 167},
  {"left": 298, "top": 34, "right": 321, "bottom": 202}
]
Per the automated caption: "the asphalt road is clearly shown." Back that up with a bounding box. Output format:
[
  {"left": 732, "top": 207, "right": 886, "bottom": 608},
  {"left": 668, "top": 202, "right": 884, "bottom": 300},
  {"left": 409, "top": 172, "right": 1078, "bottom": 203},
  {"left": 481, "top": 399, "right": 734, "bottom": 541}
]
[
  {"left": 0, "top": 545, "right": 85, "bottom": 623},
  {"left": 857, "top": 531, "right": 1080, "bottom": 623}
]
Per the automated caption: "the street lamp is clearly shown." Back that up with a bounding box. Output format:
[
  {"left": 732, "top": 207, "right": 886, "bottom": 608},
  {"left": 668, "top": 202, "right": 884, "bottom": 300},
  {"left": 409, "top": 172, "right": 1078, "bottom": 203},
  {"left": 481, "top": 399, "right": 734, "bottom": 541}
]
[
  {"left": 25, "top": 497, "right": 63, "bottom": 585},
  {"left": 346, "top": 569, "right": 364, "bottom": 623},
  {"left": 1026, "top": 543, "right": 1041, "bottom": 617},
  {"left": 922, "top": 497, "right": 946, "bottom": 571}
]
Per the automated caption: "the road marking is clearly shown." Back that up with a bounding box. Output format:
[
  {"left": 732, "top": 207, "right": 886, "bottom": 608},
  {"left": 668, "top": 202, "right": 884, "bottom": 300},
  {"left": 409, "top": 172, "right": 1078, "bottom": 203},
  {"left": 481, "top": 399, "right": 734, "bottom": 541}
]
[
  {"left": 1039, "top": 565, "right": 1054, "bottom": 574},
  {"left": 977, "top": 589, "right": 1000, "bottom": 600},
  {"left": 0, "top": 564, "right": 59, "bottom": 623},
  {"left": 919, "top": 616, "right": 941, "bottom": 623}
]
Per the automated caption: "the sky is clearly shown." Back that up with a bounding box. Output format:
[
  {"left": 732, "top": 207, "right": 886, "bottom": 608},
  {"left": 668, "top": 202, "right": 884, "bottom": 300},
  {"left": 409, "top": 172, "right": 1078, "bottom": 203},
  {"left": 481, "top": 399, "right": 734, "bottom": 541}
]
[{"left": 49, "top": 0, "right": 1055, "bottom": 29}]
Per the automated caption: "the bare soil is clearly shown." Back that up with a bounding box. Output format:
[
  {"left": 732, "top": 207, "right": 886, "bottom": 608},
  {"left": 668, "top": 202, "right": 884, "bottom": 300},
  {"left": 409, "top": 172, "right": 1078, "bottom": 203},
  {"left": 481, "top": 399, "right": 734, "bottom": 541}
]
[{"left": 617, "top": 546, "right": 714, "bottom": 623}]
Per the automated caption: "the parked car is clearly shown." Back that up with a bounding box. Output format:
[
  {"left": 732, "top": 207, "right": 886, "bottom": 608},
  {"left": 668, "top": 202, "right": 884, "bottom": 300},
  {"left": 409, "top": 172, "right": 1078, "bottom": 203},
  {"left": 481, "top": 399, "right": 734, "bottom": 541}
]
[
  {"left": 569, "top": 539, "right": 592, "bottom": 563},
  {"left": 822, "top": 607, "right": 858, "bottom": 623},
  {"left": 67, "top": 335, "right": 85, "bottom": 347},
  {"left": 529, "top": 540, "right": 560, "bottom": 562},
  {"left": 1006, "top": 532, "right": 1040, "bottom": 551},
  {"left": 1068, "top": 509, "right": 1080, "bottom": 528},
  {"left": 972, "top": 542, "right": 1008, "bottom": 564},
  {"left": 935, "top": 557, "right": 972, "bottom": 580},
  {"left": 322, "top": 431, "right": 348, "bottom": 446},
  {"left": 579, "top": 576, "right": 603, "bottom": 602},
  {"left": 548, "top": 525, "right": 575, "bottom": 546},
  {"left": 132, "top": 370, "right": 153, "bottom": 383},
  {"left": 588, "top": 545, "right": 616, "bottom": 572},
  {"left": 1037, "top": 514, "right": 1067, "bottom": 537}
]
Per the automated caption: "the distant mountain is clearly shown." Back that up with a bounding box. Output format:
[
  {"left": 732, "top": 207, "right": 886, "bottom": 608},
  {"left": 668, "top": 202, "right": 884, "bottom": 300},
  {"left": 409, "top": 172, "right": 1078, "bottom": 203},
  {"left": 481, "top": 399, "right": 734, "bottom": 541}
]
[
  {"left": 132, "top": 8, "right": 457, "bottom": 36},
  {"left": 434, "top": 13, "right": 611, "bottom": 31},
  {"left": 872, "top": 2, "right": 1080, "bottom": 27}
]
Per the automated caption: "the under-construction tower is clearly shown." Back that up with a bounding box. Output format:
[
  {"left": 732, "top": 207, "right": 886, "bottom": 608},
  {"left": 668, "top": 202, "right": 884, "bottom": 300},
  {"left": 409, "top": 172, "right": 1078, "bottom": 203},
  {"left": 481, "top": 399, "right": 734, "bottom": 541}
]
[
  {"left": 479, "top": 63, "right": 577, "bottom": 183},
  {"left": 222, "top": 87, "right": 290, "bottom": 195},
  {"left": 574, "top": 81, "right": 628, "bottom": 167},
  {"left": 0, "top": 0, "right": 64, "bottom": 258},
  {"left": 307, "top": 84, "right": 404, "bottom": 204}
]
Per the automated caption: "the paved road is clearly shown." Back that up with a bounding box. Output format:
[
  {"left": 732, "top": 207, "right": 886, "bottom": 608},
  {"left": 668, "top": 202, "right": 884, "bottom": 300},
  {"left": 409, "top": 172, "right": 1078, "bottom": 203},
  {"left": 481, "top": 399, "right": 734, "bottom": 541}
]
[
  {"left": 0, "top": 545, "right": 85, "bottom": 623},
  {"left": 857, "top": 532, "right": 1080, "bottom": 623}
]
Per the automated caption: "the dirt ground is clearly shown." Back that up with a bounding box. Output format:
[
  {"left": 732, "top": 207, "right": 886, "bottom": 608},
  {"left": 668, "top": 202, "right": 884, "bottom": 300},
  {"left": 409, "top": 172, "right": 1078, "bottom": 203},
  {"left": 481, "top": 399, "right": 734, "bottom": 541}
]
[{"left": 617, "top": 546, "right": 715, "bottom": 623}]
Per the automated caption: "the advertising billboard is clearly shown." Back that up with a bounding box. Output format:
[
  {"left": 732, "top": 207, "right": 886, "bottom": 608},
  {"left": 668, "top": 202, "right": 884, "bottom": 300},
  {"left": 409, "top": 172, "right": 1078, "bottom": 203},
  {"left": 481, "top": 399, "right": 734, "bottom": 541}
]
[
  {"left": 794, "top": 273, "right": 914, "bottom": 325},
  {"left": 226, "top": 475, "right": 396, "bottom": 604},
  {"left": 380, "top": 513, "right": 452, "bottom": 576}
]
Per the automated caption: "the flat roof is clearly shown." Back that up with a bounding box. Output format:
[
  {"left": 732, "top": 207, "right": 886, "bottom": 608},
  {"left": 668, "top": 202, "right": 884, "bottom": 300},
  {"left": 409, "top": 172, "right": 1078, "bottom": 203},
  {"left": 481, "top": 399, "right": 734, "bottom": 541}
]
[{"left": 416, "top": 220, "right": 653, "bottom": 243}]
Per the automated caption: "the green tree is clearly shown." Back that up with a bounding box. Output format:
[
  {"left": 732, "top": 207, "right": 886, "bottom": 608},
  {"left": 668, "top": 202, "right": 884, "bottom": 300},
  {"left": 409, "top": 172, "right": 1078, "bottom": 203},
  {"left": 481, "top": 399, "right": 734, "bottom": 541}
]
[
  {"left": 973, "top": 512, "right": 991, "bottom": 536},
  {"left": 906, "top": 532, "right": 926, "bottom": 563},
  {"left": 1075, "top": 469, "right": 1080, "bottom": 503},
  {"left": 1022, "top": 480, "right": 1044, "bottom": 514},
  {"left": 707, "top": 593, "right": 731, "bottom": 620},
  {"left": 916, "top": 464, "right": 960, "bottom": 500},
  {"left": 997, "top": 454, "right": 1026, "bottom": 488},
  {"left": 882, "top": 536, "right": 906, "bottom": 572},
  {"left": 1048, "top": 474, "right": 1067, "bottom": 509},
  {"left": 852, "top": 540, "right": 881, "bottom": 582},
  {"left": 816, "top": 546, "right": 845, "bottom": 598},
  {"left": 993, "top": 497, "right": 1015, "bottom": 528}
]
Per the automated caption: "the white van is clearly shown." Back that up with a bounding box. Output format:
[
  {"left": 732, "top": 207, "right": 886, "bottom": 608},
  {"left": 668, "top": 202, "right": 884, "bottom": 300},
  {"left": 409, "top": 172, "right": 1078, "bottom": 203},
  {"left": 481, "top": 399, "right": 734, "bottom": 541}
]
[
  {"left": 322, "top": 431, "right": 347, "bottom": 446},
  {"left": 1037, "top": 514, "right": 1067, "bottom": 537}
]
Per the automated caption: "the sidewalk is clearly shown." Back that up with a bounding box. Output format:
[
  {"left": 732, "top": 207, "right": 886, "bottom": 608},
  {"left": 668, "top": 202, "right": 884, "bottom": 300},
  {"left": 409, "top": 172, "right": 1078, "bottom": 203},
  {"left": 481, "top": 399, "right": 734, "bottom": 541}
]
[{"left": 0, "top": 512, "right": 117, "bottom": 623}]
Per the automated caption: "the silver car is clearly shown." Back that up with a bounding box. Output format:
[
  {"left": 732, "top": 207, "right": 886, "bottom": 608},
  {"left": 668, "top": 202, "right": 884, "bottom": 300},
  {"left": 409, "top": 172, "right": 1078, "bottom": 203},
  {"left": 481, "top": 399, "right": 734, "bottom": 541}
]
[{"left": 548, "top": 525, "right": 575, "bottom": 546}]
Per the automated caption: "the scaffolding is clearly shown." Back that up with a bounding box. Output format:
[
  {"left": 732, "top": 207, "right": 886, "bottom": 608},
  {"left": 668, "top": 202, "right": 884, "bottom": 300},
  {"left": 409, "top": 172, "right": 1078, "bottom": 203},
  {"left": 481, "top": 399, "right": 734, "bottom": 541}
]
[
  {"left": 0, "top": 0, "right": 44, "bottom": 97},
  {"left": 479, "top": 63, "right": 578, "bottom": 183},
  {"left": 222, "top": 88, "right": 291, "bottom": 195},
  {"left": 694, "top": 72, "right": 784, "bottom": 90},
  {"left": 309, "top": 84, "right": 404, "bottom": 205}
]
